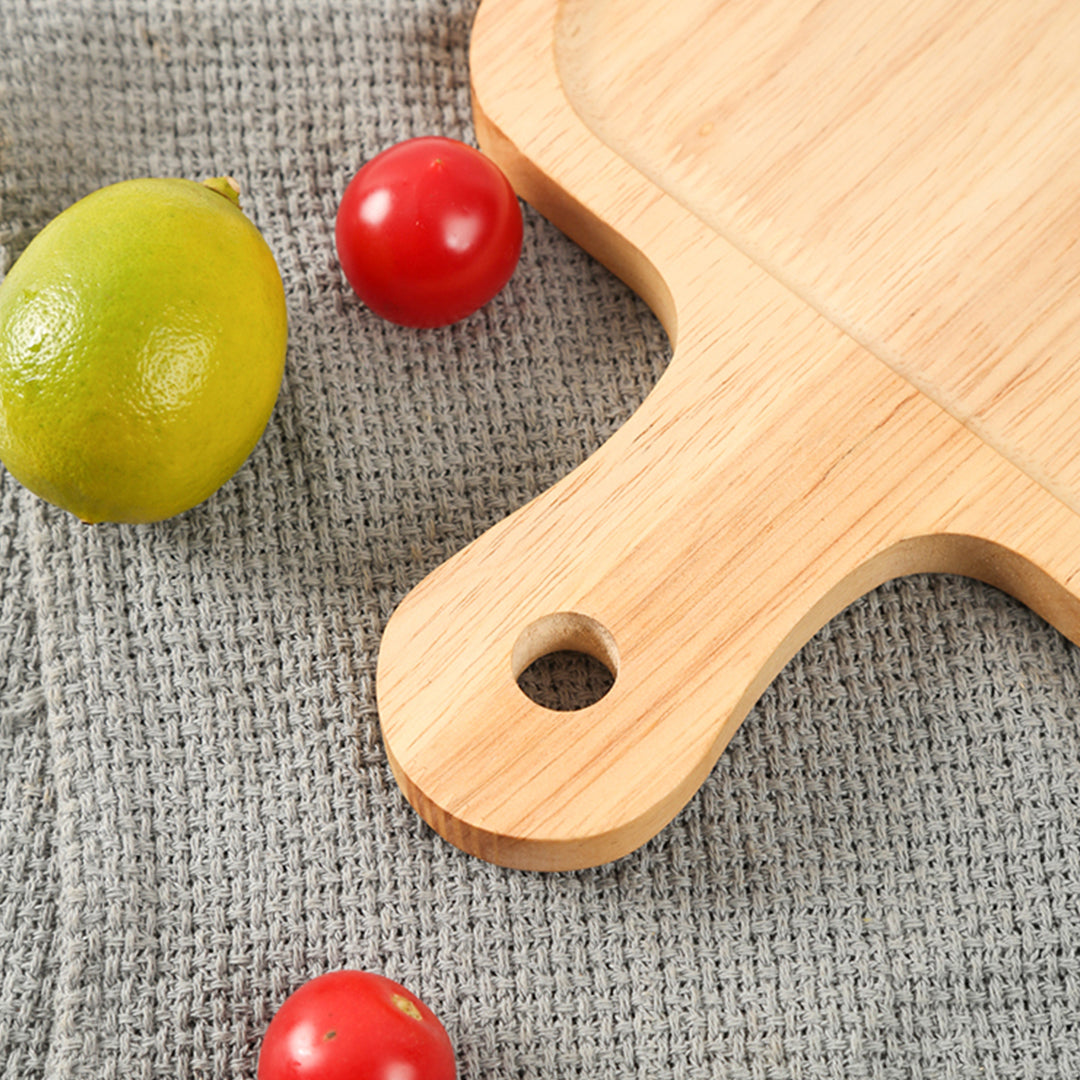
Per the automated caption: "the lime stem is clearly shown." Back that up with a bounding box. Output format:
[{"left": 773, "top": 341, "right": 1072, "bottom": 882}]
[{"left": 201, "top": 176, "right": 241, "bottom": 206}]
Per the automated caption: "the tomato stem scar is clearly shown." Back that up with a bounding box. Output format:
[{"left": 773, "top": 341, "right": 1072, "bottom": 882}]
[{"left": 392, "top": 994, "right": 423, "bottom": 1021}]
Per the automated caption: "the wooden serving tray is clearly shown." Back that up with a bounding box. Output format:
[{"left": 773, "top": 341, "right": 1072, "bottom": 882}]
[{"left": 376, "top": 0, "right": 1080, "bottom": 870}]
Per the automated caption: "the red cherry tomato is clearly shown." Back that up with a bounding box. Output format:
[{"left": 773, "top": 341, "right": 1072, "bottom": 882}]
[
  {"left": 335, "top": 136, "right": 523, "bottom": 328},
  {"left": 257, "top": 970, "right": 456, "bottom": 1080}
]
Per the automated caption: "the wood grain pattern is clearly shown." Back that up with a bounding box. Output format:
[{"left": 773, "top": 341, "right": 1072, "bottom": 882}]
[
  {"left": 375, "top": 0, "right": 1080, "bottom": 869},
  {"left": 556, "top": 0, "right": 1080, "bottom": 508}
]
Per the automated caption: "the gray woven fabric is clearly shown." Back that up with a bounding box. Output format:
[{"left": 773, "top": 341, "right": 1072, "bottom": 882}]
[{"left": 2, "top": 2, "right": 1079, "bottom": 1078}]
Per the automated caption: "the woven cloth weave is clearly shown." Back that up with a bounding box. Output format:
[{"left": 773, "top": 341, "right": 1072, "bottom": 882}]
[{"left": 2, "top": 2, "right": 1079, "bottom": 1078}]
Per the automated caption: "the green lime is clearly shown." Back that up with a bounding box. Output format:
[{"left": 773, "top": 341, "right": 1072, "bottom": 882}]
[{"left": 0, "top": 176, "right": 288, "bottom": 523}]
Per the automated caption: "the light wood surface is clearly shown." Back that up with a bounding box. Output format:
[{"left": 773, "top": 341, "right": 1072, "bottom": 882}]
[{"left": 375, "top": 0, "right": 1080, "bottom": 869}]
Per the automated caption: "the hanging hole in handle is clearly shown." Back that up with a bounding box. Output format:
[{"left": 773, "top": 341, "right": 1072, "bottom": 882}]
[{"left": 512, "top": 612, "right": 619, "bottom": 711}]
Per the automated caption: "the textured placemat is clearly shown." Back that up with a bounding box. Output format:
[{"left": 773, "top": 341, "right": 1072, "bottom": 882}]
[{"left": 1, "top": 2, "right": 1079, "bottom": 1078}]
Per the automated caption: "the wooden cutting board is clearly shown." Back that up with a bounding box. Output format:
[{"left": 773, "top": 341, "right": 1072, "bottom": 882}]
[{"left": 376, "top": 0, "right": 1080, "bottom": 870}]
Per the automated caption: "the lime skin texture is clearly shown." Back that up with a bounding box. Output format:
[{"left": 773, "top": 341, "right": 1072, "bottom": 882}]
[{"left": 0, "top": 177, "right": 288, "bottom": 523}]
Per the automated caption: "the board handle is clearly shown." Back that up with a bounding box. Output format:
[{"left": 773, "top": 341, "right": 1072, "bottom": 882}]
[{"left": 375, "top": 275, "right": 1080, "bottom": 870}]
